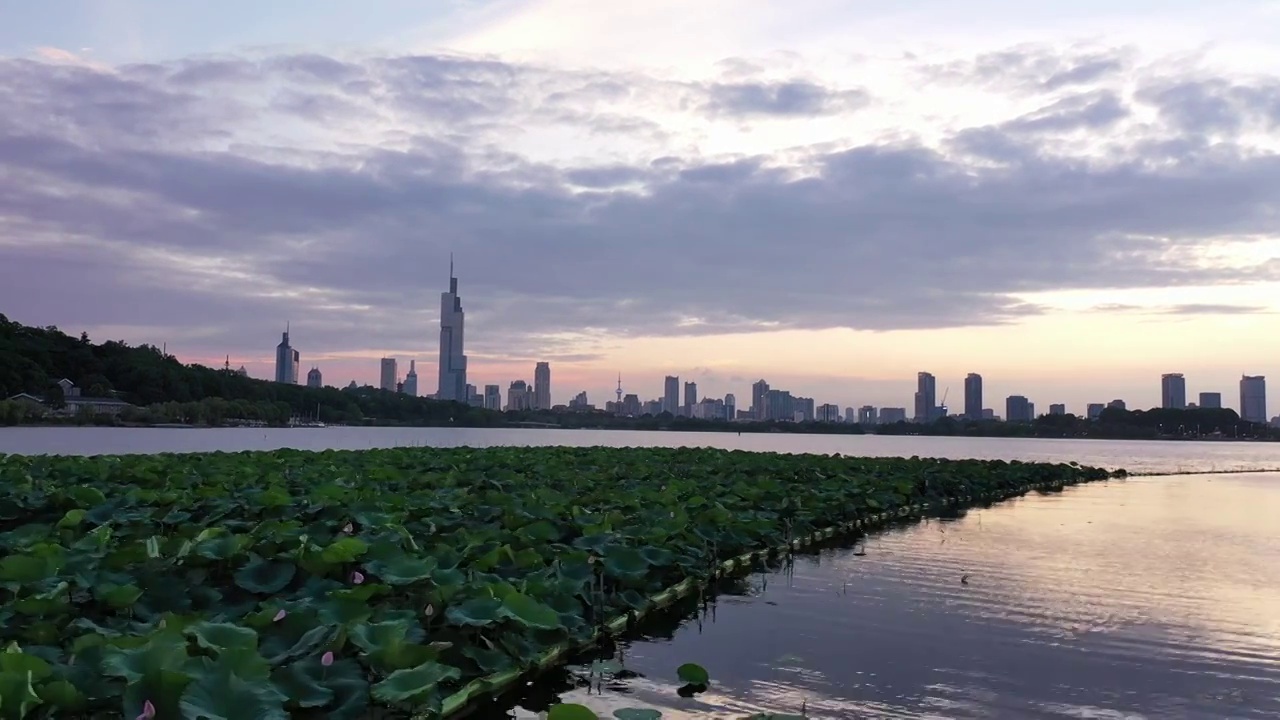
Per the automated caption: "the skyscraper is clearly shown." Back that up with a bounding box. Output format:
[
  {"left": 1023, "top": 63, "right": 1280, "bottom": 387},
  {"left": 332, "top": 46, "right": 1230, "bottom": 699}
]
[
  {"left": 964, "top": 373, "right": 983, "bottom": 420},
  {"left": 437, "top": 257, "right": 468, "bottom": 402},
  {"left": 751, "top": 379, "right": 769, "bottom": 420},
  {"left": 1161, "top": 373, "right": 1187, "bottom": 409},
  {"left": 484, "top": 384, "right": 501, "bottom": 411},
  {"left": 534, "top": 362, "right": 551, "bottom": 410},
  {"left": 403, "top": 360, "right": 418, "bottom": 397},
  {"left": 1240, "top": 375, "right": 1266, "bottom": 423},
  {"left": 663, "top": 376, "right": 680, "bottom": 415},
  {"left": 1006, "top": 395, "right": 1033, "bottom": 422},
  {"left": 1198, "top": 392, "right": 1222, "bottom": 409},
  {"left": 914, "top": 372, "right": 936, "bottom": 423},
  {"left": 306, "top": 367, "right": 322, "bottom": 388},
  {"left": 274, "top": 326, "right": 299, "bottom": 384},
  {"left": 683, "top": 381, "right": 697, "bottom": 416},
  {"left": 724, "top": 393, "right": 735, "bottom": 420},
  {"left": 380, "top": 358, "right": 397, "bottom": 392}
]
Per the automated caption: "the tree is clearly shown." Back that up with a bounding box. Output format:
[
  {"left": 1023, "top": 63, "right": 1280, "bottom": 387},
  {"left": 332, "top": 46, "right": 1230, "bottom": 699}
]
[{"left": 45, "top": 382, "right": 65, "bottom": 410}]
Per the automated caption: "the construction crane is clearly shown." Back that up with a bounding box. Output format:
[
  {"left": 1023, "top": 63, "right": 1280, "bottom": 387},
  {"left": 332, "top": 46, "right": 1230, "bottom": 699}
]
[{"left": 939, "top": 387, "right": 949, "bottom": 417}]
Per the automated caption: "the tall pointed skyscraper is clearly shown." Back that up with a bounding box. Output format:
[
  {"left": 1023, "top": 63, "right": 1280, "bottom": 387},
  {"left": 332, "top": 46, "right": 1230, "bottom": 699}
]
[
  {"left": 437, "top": 256, "right": 468, "bottom": 401},
  {"left": 403, "top": 360, "right": 418, "bottom": 397},
  {"left": 274, "top": 324, "right": 299, "bottom": 384}
]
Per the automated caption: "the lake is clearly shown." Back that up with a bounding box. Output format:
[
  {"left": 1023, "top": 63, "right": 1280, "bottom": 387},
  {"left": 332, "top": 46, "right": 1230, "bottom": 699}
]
[
  {"left": 3, "top": 426, "right": 1279, "bottom": 718},
  {"left": 494, "top": 472, "right": 1280, "bottom": 719},
  {"left": 5, "top": 426, "right": 1280, "bottom": 474}
]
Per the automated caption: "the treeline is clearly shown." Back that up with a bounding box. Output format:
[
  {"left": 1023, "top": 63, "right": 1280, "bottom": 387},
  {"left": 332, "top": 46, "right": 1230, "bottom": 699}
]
[{"left": 0, "top": 314, "right": 500, "bottom": 427}]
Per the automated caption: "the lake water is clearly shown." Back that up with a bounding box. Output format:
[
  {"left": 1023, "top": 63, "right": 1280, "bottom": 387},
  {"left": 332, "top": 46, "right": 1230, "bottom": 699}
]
[
  {"left": 5, "top": 426, "right": 1280, "bottom": 474},
  {"left": 497, "top": 472, "right": 1280, "bottom": 719}
]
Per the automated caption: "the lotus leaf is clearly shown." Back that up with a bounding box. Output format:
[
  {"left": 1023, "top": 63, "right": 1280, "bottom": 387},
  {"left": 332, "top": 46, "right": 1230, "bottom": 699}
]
[
  {"left": 500, "top": 593, "right": 563, "bottom": 630},
  {"left": 677, "top": 662, "right": 710, "bottom": 686},
  {"left": 364, "top": 554, "right": 437, "bottom": 585},
  {"left": 446, "top": 598, "right": 503, "bottom": 627},
  {"left": 370, "top": 659, "right": 461, "bottom": 705},
  {"left": 548, "top": 703, "right": 600, "bottom": 720},
  {"left": 234, "top": 554, "right": 297, "bottom": 594},
  {"left": 0, "top": 445, "right": 1114, "bottom": 719}
]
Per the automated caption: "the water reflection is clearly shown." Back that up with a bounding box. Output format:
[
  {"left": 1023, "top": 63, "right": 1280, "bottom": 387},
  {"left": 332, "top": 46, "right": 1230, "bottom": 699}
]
[{"left": 494, "top": 474, "right": 1280, "bottom": 719}]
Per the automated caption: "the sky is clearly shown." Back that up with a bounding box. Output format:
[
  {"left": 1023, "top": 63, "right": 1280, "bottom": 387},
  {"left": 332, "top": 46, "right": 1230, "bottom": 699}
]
[{"left": 3, "top": 0, "right": 1280, "bottom": 415}]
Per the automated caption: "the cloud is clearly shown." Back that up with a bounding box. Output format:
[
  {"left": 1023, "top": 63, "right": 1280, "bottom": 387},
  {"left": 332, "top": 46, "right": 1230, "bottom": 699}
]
[
  {"left": 919, "top": 43, "right": 1133, "bottom": 93},
  {"left": 1089, "top": 303, "right": 1270, "bottom": 316},
  {"left": 1, "top": 45, "right": 1279, "bottom": 365}
]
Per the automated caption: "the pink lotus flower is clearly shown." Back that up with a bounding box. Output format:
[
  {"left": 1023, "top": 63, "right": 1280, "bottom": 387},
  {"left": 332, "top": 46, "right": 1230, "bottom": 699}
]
[
  {"left": 273, "top": 609, "right": 287, "bottom": 622},
  {"left": 321, "top": 651, "right": 335, "bottom": 667},
  {"left": 351, "top": 571, "right": 364, "bottom": 585},
  {"left": 137, "top": 699, "right": 156, "bottom": 719}
]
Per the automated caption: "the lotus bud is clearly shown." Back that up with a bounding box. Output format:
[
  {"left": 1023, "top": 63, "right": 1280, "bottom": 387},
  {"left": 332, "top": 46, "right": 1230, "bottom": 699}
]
[
  {"left": 137, "top": 700, "right": 156, "bottom": 719},
  {"left": 342, "top": 522, "right": 353, "bottom": 534},
  {"left": 351, "top": 571, "right": 365, "bottom": 585},
  {"left": 424, "top": 604, "right": 434, "bottom": 617},
  {"left": 273, "top": 609, "right": 287, "bottom": 622},
  {"left": 321, "top": 651, "right": 334, "bottom": 666}
]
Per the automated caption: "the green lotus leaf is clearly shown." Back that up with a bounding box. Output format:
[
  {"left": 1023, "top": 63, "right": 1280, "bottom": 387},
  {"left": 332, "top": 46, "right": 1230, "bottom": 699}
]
[
  {"left": 363, "top": 554, "right": 437, "bottom": 585},
  {"left": 548, "top": 703, "right": 599, "bottom": 720},
  {"left": 639, "top": 546, "right": 675, "bottom": 566},
  {"left": 261, "top": 624, "right": 336, "bottom": 666},
  {"left": 499, "top": 592, "right": 563, "bottom": 630},
  {"left": 370, "top": 660, "right": 460, "bottom": 706},
  {"left": 319, "top": 658, "right": 370, "bottom": 720},
  {"left": 186, "top": 622, "right": 259, "bottom": 653},
  {"left": 103, "top": 633, "right": 193, "bottom": 719},
  {"left": 319, "top": 537, "right": 368, "bottom": 564},
  {"left": 194, "top": 534, "right": 247, "bottom": 561},
  {"left": 517, "top": 520, "right": 560, "bottom": 542},
  {"left": 0, "top": 670, "right": 42, "bottom": 719},
  {"left": 445, "top": 598, "right": 503, "bottom": 627},
  {"left": 0, "top": 649, "right": 52, "bottom": 682},
  {"left": 676, "top": 662, "right": 710, "bottom": 686},
  {"left": 178, "top": 664, "right": 289, "bottom": 720},
  {"left": 614, "top": 710, "right": 663, "bottom": 720},
  {"left": 271, "top": 656, "right": 333, "bottom": 708},
  {"left": 233, "top": 554, "right": 296, "bottom": 594},
  {"left": 55, "top": 509, "right": 86, "bottom": 529},
  {"left": 461, "top": 645, "right": 516, "bottom": 674},
  {"left": 36, "top": 679, "right": 85, "bottom": 712},
  {"left": 64, "top": 485, "right": 107, "bottom": 508},
  {"left": 349, "top": 619, "right": 435, "bottom": 672},
  {"left": 96, "top": 583, "right": 143, "bottom": 609},
  {"left": 602, "top": 547, "right": 650, "bottom": 577},
  {"left": 0, "top": 555, "right": 50, "bottom": 584}
]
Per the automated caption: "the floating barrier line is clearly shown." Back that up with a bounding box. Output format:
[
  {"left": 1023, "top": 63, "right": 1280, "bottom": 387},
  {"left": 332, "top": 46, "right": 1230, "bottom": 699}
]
[{"left": 427, "top": 476, "right": 1089, "bottom": 720}]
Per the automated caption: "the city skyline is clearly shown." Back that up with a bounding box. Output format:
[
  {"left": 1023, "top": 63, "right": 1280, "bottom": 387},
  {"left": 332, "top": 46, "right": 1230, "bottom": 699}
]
[{"left": 4, "top": 4, "right": 1280, "bottom": 413}]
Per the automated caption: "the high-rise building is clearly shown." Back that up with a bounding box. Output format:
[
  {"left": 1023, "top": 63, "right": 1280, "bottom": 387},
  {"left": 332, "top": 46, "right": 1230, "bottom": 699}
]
[
  {"left": 1240, "top": 375, "right": 1267, "bottom": 423},
  {"left": 683, "top": 381, "right": 697, "bottom": 416},
  {"left": 663, "top": 376, "right": 680, "bottom": 415},
  {"left": 1006, "top": 395, "right": 1033, "bottom": 422},
  {"left": 379, "top": 358, "right": 398, "bottom": 392},
  {"left": 437, "top": 258, "right": 468, "bottom": 402},
  {"left": 763, "top": 389, "right": 794, "bottom": 421},
  {"left": 274, "top": 326, "right": 299, "bottom": 384},
  {"left": 794, "top": 396, "right": 815, "bottom": 422},
  {"left": 1049, "top": 403, "right": 1066, "bottom": 415},
  {"left": 914, "top": 372, "right": 936, "bottom": 423},
  {"left": 858, "top": 406, "right": 878, "bottom": 425},
  {"left": 1161, "top": 373, "right": 1187, "bottom": 409},
  {"left": 751, "top": 379, "right": 770, "bottom": 420},
  {"left": 964, "top": 373, "right": 983, "bottom": 420},
  {"left": 1107, "top": 399, "right": 1127, "bottom": 410},
  {"left": 622, "top": 394, "right": 642, "bottom": 416},
  {"left": 816, "top": 403, "right": 841, "bottom": 422},
  {"left": 724, "top": 394, "right": 736, "bottom": 420},
  {"left": 403, "top": 360, "right": 418, "bottom": 397},
  {"left": 533, "top": 362, "right": 551, "bottom": 410},
  {"left": 306, "top": 367, "right": 322, "bottom": 388},
  {"left": 506, "top": 380, "right": 532, "bottom": 411},
  {"left": 484, "top": 384, "right": 501, "bottom": 411},
  {"left": 1198, "top": 392, "right": 1222, "bottom": 409},
  {"left": 879, "top": 407, "right": 907, "bottom": 423},
  {"left": 569, "top": 391, "right": 590, "bottom": 410}
]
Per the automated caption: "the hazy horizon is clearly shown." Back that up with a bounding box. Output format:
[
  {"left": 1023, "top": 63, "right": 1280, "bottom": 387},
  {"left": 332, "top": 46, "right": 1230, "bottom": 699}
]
[{"left": 3, "top": 1, "right": 1279, "bottom": 413}]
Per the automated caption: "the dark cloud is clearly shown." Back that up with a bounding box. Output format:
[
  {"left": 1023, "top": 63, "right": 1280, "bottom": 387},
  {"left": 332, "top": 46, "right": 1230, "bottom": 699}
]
[
  {"left": 702, "top": 80, "right": 870, "bottom": 117},
  {"left": 1, "top": 47, "right": 1278, "bottom": 361},
  {"left": 921, "top": 44, "right": 1132, "bottom": 93},
  {"left": 1136, "top": 77, "right": 1280, "bottom": 134}
]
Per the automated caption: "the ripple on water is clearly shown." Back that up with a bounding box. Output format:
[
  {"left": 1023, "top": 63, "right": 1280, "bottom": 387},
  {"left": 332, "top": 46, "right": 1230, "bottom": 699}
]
[{"left": 499, "top": 473, "right": 1280, "bottom": 719}]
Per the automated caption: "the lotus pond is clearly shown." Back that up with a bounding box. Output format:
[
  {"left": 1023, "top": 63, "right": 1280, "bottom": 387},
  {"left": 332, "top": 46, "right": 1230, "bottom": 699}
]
[{"left": 0, "top": 446, "right": 1114, "bottom": 719}]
